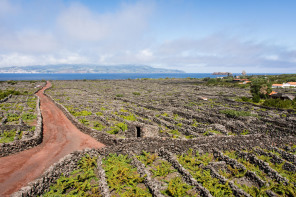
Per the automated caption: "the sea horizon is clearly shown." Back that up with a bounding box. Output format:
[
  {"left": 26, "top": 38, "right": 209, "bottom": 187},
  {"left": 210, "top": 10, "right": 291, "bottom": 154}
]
[{"left": 0, "top": 72, "right": 289, "bottom": 81}]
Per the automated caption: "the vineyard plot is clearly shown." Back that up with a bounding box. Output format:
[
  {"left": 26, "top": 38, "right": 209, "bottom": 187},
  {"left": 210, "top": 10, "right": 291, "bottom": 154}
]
[
  {"left": 47, "top": 79, "right": 296, "bottom": 139},
  {"left": 0, "top": 81, "right": 45, "bottom": 143}
]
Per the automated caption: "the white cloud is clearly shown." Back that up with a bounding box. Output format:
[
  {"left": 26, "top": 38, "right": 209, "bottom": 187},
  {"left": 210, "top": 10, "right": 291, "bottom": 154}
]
[
  {"left": 57, "top": 1, "right": 153, "bottom": 43},
  {"left": 0, "top": 0, "right": 19, "bottom": 17},
  {"left": 0, "top": 1, "right": 295, "bottom": 73},
  {"left": 0, "top": 30, "right": 58, "bottom": 53}
]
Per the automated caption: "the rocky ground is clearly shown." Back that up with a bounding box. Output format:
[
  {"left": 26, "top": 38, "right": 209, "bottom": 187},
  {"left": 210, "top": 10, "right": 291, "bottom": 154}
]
[
  {"left": 0, "top": 81, "right": 45, "bottom": 144},
  {"left": 5, "top": 78, "right": 296, "bottom": 197},
  {"left": 47, "top": 78, "right": 295, "bottom": 139}
]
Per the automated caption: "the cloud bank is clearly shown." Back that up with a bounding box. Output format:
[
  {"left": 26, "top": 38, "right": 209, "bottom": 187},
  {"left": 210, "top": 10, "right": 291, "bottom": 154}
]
[{"left": 0, "top": 0, "right": 295, "bottom": 73}]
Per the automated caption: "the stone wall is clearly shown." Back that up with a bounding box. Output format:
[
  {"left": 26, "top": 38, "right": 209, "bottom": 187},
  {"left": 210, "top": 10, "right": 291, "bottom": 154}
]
[
  {"left": 44, "top": 92, "right": 117, "bottom": 146},
  {"left": 43, "top": 88, "right": 296, "bottom": 154},
  {"left": 11, "top": 132, "right": 296, "bottom": 196},
  {"left": 0, "top": 97, "right": 43, "bottom": 157},
  {"left": 0, "top": 94, "right": 12, "bottom": 103},
  {"left": 116, "top": 134, "right": 296, "bottom": 155},
  {"left": 11, "top": 149, "right": 96, "bottom": 197},
  {"left": 126, "top": 122, "right": 159, "bottom": 138}
]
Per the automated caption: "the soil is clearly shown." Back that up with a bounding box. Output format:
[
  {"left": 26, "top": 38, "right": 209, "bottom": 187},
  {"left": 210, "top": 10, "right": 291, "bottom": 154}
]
[{"left": 0, "top": 82, "right": 105, "bottom": 196}]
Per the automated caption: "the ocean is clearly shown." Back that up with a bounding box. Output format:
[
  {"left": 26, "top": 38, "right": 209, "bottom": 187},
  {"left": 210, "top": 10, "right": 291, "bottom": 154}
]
[{"left": 0, "top": 73, "right": 282, "bottom": 81}]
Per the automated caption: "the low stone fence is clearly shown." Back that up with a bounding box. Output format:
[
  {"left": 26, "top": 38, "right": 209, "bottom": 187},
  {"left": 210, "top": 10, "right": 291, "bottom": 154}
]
[
  {"left": 11, "top": 149, "right": 96, "bottom": 197},
  {"left": 44, "top": 87, "right": 296, "bottom": 152},
  {"left": 0, "top": 97, "right": 43, "bottom": 157},
  {"left": 116, "top": 134, "right": 296, "bottom": 155},
  {"left": 0, "top": 94, "right": 12, "bottom": 103},
  {"left": 11, "top": 132, "right": 296, "bottom": 196},
  {"left": 44, "top": 92, "right": 117, "bottom": 146}
]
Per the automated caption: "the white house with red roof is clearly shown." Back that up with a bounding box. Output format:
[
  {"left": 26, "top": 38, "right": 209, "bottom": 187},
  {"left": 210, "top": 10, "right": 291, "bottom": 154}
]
[{"left": 272, "top": 82, "right": 296, "bottom": 88}]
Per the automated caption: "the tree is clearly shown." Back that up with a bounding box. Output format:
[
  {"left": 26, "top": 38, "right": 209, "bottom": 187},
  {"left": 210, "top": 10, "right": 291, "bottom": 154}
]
[{"left": 250, "top": 79, "right": 272, "bottom": 100}]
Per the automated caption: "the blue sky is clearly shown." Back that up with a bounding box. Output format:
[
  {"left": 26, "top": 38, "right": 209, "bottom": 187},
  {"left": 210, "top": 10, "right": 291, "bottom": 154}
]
[{"left": 0, "top": 0, "right": 295, "bottom": 73}]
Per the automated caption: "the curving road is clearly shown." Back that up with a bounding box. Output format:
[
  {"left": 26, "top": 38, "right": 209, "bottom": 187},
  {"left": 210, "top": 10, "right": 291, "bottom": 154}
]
[{"left": 0, "top": 82, "right": 105, "bottom": 196}]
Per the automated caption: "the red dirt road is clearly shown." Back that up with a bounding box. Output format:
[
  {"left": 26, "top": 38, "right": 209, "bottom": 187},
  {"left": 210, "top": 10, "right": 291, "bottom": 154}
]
[{"left": 0, "top": 82, "right": 105, "bottom": 196}]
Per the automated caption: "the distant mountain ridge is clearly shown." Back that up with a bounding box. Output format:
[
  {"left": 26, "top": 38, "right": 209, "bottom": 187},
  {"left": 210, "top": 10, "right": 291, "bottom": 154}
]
[{"left": 0, "top": 64, "right": 184, "bottom": 73}]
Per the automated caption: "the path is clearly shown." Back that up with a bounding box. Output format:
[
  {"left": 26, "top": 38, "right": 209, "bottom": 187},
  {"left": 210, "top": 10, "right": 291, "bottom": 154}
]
[{"left": 0, "top": 82, "right": 105, "bottom": 196}]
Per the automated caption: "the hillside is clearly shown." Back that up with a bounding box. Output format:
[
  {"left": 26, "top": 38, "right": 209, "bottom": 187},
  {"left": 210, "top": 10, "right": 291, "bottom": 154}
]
[{"left": 0, "top": 64, "right": 184, "bottom": 74}]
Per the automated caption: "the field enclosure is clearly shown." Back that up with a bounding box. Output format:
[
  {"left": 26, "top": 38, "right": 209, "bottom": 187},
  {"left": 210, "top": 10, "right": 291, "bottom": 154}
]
[
  {"left": 46, "top": 78, "right": 295, "bottom": 139},
  {"left": 7, "top": 78, "right": 296, "bottom": 196},
  {"left": 0, "top": 81, "right": 45, "bottom": 145},
  {"left": 17, "top": 144, "right": 296, "bottom": 197}
]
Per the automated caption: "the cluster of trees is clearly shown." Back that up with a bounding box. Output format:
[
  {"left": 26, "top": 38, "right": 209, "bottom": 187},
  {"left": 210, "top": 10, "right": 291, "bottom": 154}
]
[
  {"left": 263, "top": 98, "right": 296, "bottom": 109},
  {"left": 249, "top": 77, "right": 296, "bottom": 109},
  {"left": 250, "top": 79, "right": 272, "bottom": 103}
]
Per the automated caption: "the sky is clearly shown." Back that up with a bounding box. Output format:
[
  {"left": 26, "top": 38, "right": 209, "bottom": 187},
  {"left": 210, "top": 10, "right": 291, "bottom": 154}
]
[{"left": 0, "top": 0, "right": 296, "bottom": 73}]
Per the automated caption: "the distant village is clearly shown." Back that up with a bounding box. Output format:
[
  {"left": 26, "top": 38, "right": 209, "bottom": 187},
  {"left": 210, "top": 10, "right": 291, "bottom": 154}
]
[{"left": 212, "top": 71, "right": 296, "bottom": 101}]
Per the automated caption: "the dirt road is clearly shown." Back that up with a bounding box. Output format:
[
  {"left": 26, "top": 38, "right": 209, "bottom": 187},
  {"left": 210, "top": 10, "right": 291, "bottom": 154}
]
[{"left": 0, "top": 82, "right": 105, "bottom": 196}]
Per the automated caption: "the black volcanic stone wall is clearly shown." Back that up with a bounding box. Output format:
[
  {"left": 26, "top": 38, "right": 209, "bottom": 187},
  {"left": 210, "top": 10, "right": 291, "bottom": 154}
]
[
  {"left": 44, "top": 93, "right": 117, "bottom": 146},
  {"left": 0, "top": 97, "right": 43, "bottom": 157},
  {"left": 0, "top": 94, "right": 12, "bottom": 103}
]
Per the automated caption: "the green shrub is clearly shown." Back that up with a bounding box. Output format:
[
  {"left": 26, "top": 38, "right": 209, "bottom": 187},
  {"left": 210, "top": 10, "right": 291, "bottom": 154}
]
[
  {"left": 163, "top": 177, "right": 195, "bottom": 197},
  {"left": 116, "top": 94, "right": 123, "bottom": 97},
  {"left": 79, "top": 118, "right": 89, "bottom": 125},
  {"left": 0, "top": 130, "right": 16, "bottom": 143},
  {"left": 252, "top": 94, "right": 261, "bottom": 103},
  {"left": 74, "top": 110, "right": 92, "bottom": 117},
  {"left": 7, "top": 81, "right": 18, "bottom": 85},
  {"left": 116, "top": 122, "right": 128, "bottom": 132},
  {"left": 0, "top": 89, "right": 22, "bottom": 100},
  {"left": 219, "top": 109, "right": 254, "bottom": 118},
  {"left": 93, "top": 121, "right": 105, "bottom": 131},
  {"left": 44, "top": 155, "right": 99, "bottom": 196},
  {"left": 263, "top": 98, "right": 295, "bottom": 109},
  {"left": 21, "top": 113, "right": 37, "bottom": 120},
  {"left": 120, "top": 114, "right": 137, "bottom": 121},
  {"left": 132, "top": 92, "right": 141, "bottom": 96},
  {"left": 241, "top": 97, "right": 251, "bottom": 102},
  {"left": 7, "top": 113, "right": 20, "bottom": 122},
  {"left": 107, "top": 127, "right": 120, "bottom": 134},
  {"left": 103, "top": 154, "right": 151, "bottom": 196},
  {"left": 95, "top": 112, "right": 103, "bottom": 116}
]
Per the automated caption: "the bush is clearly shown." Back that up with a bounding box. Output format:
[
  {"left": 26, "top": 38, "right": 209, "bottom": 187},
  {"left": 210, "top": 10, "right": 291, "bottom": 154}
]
[
  {"left": 241, "top": 97, "right": 251, "bottom": 102},
  {"left": 93, "top": 121, "right": 105, "bottom": 131},
  {"left": 7, "top": 81, "right": 17, "bottom": 85},
  {"left": 220, "top": 109, "right": 254, "bottom": 118},
  {"left": 21, "top": 113, "right": 37, "bottom": 120},
  {"left": 74, "top": 110, "right": 92, "bottom": 117},
  {"left": 132, "top": 92, "right": 141, "bottom": 96},
  {"left": 252, "top": 94, "right": 261, "bottom": 103},
  {"left": 263, "top": 98, "right": 295, "bottom": 109},
  {"left": 7, "top": 113, "right": 20, "bottom": 122},
  {"left": 116, "top": 122, "right": 128, "bottom": 132},
  {"left": 0, "top": 89, "right": 22, "bottom": 100}
]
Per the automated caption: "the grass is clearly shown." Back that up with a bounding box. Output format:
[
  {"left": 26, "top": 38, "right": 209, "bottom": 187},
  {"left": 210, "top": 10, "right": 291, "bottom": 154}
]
[
  {"left": 0, "top": 130, "right": 16, "bottom": 143},
  {"left": 21, "top": 113, "right": 37, "bottom": 120},
  {"left": 163, "top": 177, "right": 197, "bottom": 197},
  {"left": 136, "top": 151, "right": 195, "bottom": 196},
  {"left": 178, "top": 149, "right": 234, "bottom": 196},
  {"left": 132, "top": 92, "right": 141, "bottom": 96},
  {"left": 43, "top": 154, "right": 100, "bottom": 196},
  {"left": 103, "top": 154, "right": 151, "bottom": 196},
  {"left": 120, "top": 114, "right": 137, "bottom": 121},
  {"left": 93, "top": 121, "right": 105, "bottom": 131},
  {"left": 224, "top": 150, "right": 296, "bottom": 196},
  {"left": 7, "top": 113, "right": 20, "bottom": 122}
]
